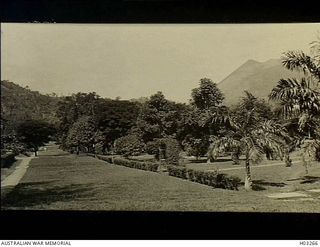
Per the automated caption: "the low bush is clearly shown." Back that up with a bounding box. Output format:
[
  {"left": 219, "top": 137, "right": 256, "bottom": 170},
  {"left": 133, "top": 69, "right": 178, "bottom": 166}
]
[
  {"left": 113, "top": 157, "right": 159, "bottom": 172},
  {"left": 94, "top": 154, "right": 159, "bottom": 172},
  {"left": 1, "top": 153, "right": 16, "bottom": 168},
  {"left": 167, "top": 165, "right": 240, "bottom": 190},
  {"left": 167, "top": 165, "right": 187, "bottom": 179},
  {"left": 145, "top": 141, "right": 159, "bottom": 156}
]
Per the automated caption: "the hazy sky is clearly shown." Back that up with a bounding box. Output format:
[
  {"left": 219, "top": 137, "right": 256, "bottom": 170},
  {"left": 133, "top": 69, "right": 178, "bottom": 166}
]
[{"left": 1, "top": 23, "right": 319, "bottom": 102}]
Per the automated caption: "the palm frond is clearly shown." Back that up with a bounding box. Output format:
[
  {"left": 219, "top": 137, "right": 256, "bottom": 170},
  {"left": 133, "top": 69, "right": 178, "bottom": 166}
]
[
  {"left": 282, "top": 51, "right": 320, "bottom": 79},
  {"left": 302, "top": 139, "right": 320, "bottom": 162},
  {"left": 269, "top": 78, "right": 320, "bottom": 116}
]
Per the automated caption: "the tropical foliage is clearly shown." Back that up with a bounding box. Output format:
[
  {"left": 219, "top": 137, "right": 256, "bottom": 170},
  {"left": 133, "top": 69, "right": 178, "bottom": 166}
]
[
  {"left": 211, "top": 92, "right": 290, "bottom": 190},
  {"left": 269, "top": 36, "right": 320, "bottom": 163}
]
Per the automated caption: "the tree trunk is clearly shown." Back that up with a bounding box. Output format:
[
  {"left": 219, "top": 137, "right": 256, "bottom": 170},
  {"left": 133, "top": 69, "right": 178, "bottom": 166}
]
[
  {"left": 34, "top": 150, "right": 38, "bottom": 157},
  {"left": 244, "top": 157, "right": 252, "bottom": 191},
  {"left": 76, "top": 145, "right": 80, "bottom": 155},
  {"left": 284, "top": 147, "right": 292, "bottom": 167}
]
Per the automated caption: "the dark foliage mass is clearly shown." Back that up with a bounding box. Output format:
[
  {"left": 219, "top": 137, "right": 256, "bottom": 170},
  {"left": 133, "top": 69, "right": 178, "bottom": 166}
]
[
  {"left": 1, "top": 153, "right": 16, "bottom": 168},
  {"left": 16, "top": 119, "right": 56, "bottom": 156}
]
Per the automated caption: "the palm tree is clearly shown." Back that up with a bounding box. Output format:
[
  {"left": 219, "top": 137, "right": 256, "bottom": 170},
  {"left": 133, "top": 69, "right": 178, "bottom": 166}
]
[
  {"left": 269, "top": 36, "right": 320, "bottom": 164},
  {"left": 212, "top": 92, "right": 290, "bottom": 190}
]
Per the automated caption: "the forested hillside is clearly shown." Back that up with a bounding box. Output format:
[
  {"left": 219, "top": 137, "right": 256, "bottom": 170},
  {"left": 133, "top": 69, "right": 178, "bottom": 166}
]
[{"left": 1, "top": 80, "right": 60, "bottom": 134}]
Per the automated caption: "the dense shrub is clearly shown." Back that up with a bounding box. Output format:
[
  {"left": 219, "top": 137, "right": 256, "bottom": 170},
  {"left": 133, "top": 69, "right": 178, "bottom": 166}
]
[
  {"left": 161, "top": 137, "right": 180, "bottom": 165},
  {"left": 114, "top": 134, "right": 146, "bottom": 157},
  {"left": 167, "top": 165, "right": 187, "bottom": 179},
  {"left": 1, "top": 153, "right": 16, "bottom": 168},
  {"left": 145, "top": 141, "right": 160, "bottom": 155},
  {"left": 167, "top": 165, "right": 240, "bottom": 190},
  {"left": 182, "top": 137, "right": 209, "bottom": 158},
  {"left": 94, "top": 143, "right": 105, "bottom": 155}
]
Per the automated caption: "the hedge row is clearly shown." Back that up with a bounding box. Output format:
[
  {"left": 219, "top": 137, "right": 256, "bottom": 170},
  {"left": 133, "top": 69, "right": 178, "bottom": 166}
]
[
  {"left": 167, "top": 165, "right": 241, "bottom": 190},
  {"left": 113, "top": 157, "right": 159, "bottom": 172},
  {"left": 92, "top": 154, "right": 159, "bottom": 172},
  {"left": 1, "top": 153, "right": 16, "bottom": 168}
]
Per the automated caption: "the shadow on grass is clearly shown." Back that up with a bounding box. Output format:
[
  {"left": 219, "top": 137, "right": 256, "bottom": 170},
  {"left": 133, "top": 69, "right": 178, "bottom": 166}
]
[
  {"left": 253, "top": 180, "right": 287, "bottom": 187},
  {"left": 300, "top": 176, "right": 320, "bottom": 184},
  {"left": 287, "top": 176, "right": 320, "bottom": 184},
  {"left": 237, "top": 181, "right": 267, "bottom": 191},
  {"left": 252, "top": 184, "right": 266, "bottom": 191},
  {"left": 241, "top": 180, "right": 288, "bottom": 191},
  {"left": 1, "top": 182, "right": 94, "bottom": 209},
  {"left": 189, "top": 158, "right": 243, "bottom": 163}
]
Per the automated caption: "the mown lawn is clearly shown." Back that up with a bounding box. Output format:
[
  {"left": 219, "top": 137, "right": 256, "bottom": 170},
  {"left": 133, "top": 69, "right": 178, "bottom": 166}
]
[
  {"left": 185, "top": 153, "right": 320, "bottom": 192},
  {"left": 1, "top": 147, "right": 319, "bottom": 212}
]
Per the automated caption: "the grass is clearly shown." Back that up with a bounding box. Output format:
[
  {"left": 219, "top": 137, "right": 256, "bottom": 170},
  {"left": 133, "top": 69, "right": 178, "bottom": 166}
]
[
  {"left": 185, "top": 154, "right": 320, "bottom": 192},
  {"left": 1, "top": 146, "right": 319, "bottom": 212}
]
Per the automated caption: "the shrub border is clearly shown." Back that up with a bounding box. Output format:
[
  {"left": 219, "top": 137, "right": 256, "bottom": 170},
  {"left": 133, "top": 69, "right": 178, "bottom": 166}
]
[
  {"left": 167, "top": 165, "right": 241, "bottom": 190},
  {"left": 88, "top": 153, "right": 241, "bottom": 190},
  {"left": 89, "top": 154, "right": 159, "bottom": 172}
]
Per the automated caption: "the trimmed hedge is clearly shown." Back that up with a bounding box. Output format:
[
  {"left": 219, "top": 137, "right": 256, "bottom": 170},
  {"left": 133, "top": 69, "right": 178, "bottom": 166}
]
[
  {"left": 113, "top": 157, "right": 159, "bottom": 172},
  {"left": 167, "top": 165, "right": 188, "bottom": 179},
  {"left": 1, "top": 153, "right": 16, "bottom": 168},
  {"left": 92, "top": 154, "right": 159, "bottom": 172},
  {"left": 96, "top": 154, "right": 113, "bottom": 163},
  {"left": 167, "top": 165, "right": 241, "bottom": 190}
]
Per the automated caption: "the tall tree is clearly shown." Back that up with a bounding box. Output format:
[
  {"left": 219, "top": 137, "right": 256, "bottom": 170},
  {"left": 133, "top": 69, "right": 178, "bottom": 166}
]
[
  {"left": 136, "top": 91, "right": 180, "bottom": 142},
  {"left": 182, "top": 78, "right": 226, "bottom": 159},
  {"left": 211, "top": 92, "right": 289, "bottom": 190},
  {"left": 16, "top": 119, "right": 56, "bottom": 156},
  {"left": 65, "top": 116, "right": 98, "bottom": 154},
  {"left": 269, "top": 36, "right": 320, "bottom": 162},
  {"left": 96, "top": 99, "right": 141, "bottom": 151},
  {"left": 191, "top": 78, "right": 224, "bottom": 109}
]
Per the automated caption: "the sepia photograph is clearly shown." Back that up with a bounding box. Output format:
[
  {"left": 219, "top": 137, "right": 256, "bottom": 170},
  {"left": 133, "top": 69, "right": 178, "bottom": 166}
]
[{"left": 1, "top": 23, "right": 320, "bottom": 213}]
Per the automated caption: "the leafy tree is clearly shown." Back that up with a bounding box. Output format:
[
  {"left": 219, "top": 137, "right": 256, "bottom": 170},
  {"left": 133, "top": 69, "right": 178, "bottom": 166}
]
[
  {"left": 211, "top": 92, "right": 290, "bottom": 190},
  {"left": 191, "top": 78, "right": 224, "bottom": 109},
  {"left": 182, "top": 136, "right": 209, "bottom": 159},
  {"left": 16, "top": 120, "right": 56, "bottom": 156},
  {"left": 136, "top": 91, "right": 181, "bottom": 142},
  {"left": 96, "top": 99, "right": 141, "bottom": 150},
  {"left": 181, "top": 80, "right": 226, "bottom": 160},
  {"left": 65, "top": 116, "right": 97, "bottom": 154},
  {"left": 56, "top": 92, "right": 101, "bottom": 145},
  {"left": 114, "top": 134, "right": 145, "bottom": 157}
]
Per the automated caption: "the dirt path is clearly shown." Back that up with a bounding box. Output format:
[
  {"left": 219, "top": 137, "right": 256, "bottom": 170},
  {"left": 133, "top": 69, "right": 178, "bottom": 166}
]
[{"left": 1, "top": 155, "right": 34, "bottom": 198}]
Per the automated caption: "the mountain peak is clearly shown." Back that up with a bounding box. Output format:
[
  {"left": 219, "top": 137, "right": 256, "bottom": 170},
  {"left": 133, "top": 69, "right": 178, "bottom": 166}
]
[
  {"left": 244, "top": 59, "right": 260, "bottom": 65},
  {"left": 218, "top": 58, "right": 302, "bottom": 105}
]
